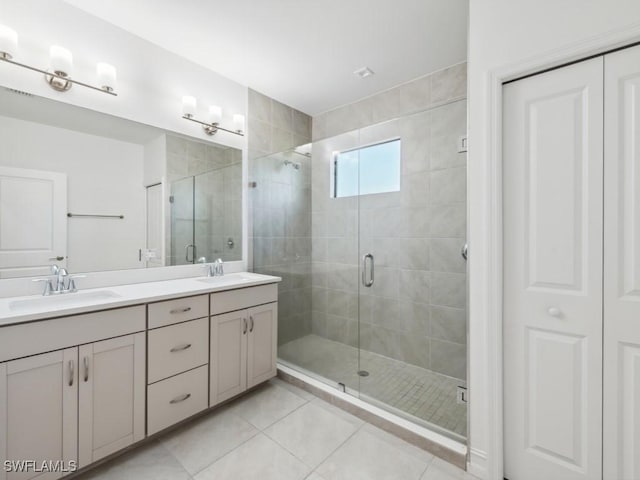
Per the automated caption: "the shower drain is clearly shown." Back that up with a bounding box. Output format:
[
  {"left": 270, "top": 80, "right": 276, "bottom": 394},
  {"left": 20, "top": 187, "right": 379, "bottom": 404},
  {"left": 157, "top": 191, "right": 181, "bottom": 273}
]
[{"left": 357, "top": 370, "right": 369, "bottom": 377}]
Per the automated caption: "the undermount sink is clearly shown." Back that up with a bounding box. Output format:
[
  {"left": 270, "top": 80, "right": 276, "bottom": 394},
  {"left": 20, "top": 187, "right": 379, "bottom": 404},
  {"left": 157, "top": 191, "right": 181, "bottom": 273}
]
[
  {"left": 9, "top": 290, "right": 122, "bottom": 312},
  {"left": 196, "top": 272, "right": 260, "bottom": 286}
]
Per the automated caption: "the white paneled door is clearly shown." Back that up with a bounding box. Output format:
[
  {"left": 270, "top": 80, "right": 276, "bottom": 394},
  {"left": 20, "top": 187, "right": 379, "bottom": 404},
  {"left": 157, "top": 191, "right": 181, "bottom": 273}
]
[
  {"left": 0, "top": 167, "right": 67, "bottom": 278},
  {"left": 603, "top": 44, "right": 640, "bottom": 480},
  {"left": 503, "top": 58, "right": 604, "bottom": 480}
]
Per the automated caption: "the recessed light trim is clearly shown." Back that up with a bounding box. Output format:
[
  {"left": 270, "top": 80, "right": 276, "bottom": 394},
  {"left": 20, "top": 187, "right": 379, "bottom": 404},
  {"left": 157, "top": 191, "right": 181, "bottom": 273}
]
[{"left": 354, "top": 66, "right": 375, "bottom": 78}]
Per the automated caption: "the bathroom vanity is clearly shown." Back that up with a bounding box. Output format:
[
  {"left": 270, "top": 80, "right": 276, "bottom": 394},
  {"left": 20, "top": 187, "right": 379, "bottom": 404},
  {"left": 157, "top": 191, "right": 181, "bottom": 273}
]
[{"left": 0, "top": 272, "right": 279, "bottom": 479}]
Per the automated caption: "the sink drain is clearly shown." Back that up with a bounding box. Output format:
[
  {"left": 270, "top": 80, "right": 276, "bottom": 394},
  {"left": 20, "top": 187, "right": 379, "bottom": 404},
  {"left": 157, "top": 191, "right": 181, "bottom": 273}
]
[{"left": 357, "top": 370, "right": 369, "bottom": 377}]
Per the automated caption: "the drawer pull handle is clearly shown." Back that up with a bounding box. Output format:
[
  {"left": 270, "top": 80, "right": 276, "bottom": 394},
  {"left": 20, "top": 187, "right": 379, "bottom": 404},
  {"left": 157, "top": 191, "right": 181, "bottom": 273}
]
[
  {"left": 170, "top": 343, "right": 192, "bottom": 353},
  {"left": 243, "top": 318, "right": 248, "bottom": 335},
  {"left": 170, "top": 307, "right": 192, "bottom": 314},
  {"left": 249, "top": 316, "right": 254, "bottom": 333},
  {"left": 170, "top": 393, "right": 191, "bottom": 404}
]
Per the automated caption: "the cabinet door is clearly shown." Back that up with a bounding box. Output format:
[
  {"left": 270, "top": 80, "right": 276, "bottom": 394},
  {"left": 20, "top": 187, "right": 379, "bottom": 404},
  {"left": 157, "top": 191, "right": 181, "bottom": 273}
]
[
  {"left": 210, "top": 310, "right": 247, "bottom": 406},
  {"left": 78, "top": 333, "right": 145, "bottom": 467},
  {"left": 0, "top": 348, "right": 78, "bottom": 480},
  {"left": 503, "top": 58, "right": 604, "bottom": 480},
  {"left": 247, "top": 303, "right": 277, "bottom": 389},
  {"left": 603, "top": 44, "right": 640, "bottom": 480}
]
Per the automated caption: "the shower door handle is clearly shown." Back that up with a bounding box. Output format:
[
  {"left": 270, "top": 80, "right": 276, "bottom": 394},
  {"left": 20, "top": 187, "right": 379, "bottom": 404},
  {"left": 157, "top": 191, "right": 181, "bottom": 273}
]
[
  {"left": 362, "top": 254, "right": 374, "bottom": 287},
  {"left": 185, "top": 244, "right": 196, "bottom": 263}
]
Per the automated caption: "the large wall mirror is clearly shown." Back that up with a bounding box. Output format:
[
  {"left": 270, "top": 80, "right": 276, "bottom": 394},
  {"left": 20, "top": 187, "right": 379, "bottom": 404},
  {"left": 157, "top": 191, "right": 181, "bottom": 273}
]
[{"left": 0, "top": 87, "right": 243, "bottom": 279}]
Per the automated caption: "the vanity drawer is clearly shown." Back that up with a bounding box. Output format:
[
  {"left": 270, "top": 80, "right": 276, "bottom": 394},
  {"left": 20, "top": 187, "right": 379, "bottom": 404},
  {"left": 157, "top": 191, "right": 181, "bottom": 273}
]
[
  {"left": 0, "top": 306, "right": 145, "bottom": 363},
  {"left": 148, "top": 318, "right": 208, "bottom": 384},
  {"left": 210, "top": 284, "right": 278, "bottom": 315},
  {"left": 147, "top": 365, "right": 208, "bottom": 435},
  {"left": 148, "top": 295, "right": 208, "bottom": 329}
]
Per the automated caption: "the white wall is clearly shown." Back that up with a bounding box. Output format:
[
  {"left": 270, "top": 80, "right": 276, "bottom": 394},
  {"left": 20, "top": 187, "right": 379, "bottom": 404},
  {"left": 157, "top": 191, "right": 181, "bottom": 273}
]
[
  {"left": 0, "top": 0, "right": 246, "bottom": 151},
  {"left": 0, "top": 115, "right": 146, "bottom": 273},
  {"left": 143, "top": 135, "right": 167, "bottom": 187},
  {"left": 467, "top": 2, "right": 640, "bottom": 479}
]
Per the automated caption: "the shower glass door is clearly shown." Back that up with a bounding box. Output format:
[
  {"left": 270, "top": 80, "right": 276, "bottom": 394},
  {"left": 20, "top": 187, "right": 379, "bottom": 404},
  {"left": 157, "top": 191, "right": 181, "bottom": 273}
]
[
  {"left": 170, "top": 176, "right": 195, "bottom": 265},
  {"left": 356, "top": 104, "right": 468, "bottom": 439}
]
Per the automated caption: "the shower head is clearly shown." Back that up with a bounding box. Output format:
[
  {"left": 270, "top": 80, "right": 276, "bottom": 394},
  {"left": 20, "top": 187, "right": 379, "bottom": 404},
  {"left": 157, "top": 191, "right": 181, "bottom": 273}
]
[{"left": 284, "top": 159, "right": 301, "bottom": 170}]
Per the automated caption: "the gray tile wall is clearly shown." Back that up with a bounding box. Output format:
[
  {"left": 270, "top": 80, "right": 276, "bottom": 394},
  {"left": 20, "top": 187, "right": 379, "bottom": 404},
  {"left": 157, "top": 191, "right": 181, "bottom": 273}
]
[
  {"left": 247, "top": 89, "right": 313, "bottom": 346},
  {"left": 310, "top": 63, "right": 468, "bottom": 381}
]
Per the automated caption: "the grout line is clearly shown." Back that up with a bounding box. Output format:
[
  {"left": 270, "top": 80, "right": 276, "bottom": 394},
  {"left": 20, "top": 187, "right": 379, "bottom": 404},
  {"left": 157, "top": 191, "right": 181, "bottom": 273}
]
[{"left": 187, "top": 428, "right": 261, "bottom": 478}]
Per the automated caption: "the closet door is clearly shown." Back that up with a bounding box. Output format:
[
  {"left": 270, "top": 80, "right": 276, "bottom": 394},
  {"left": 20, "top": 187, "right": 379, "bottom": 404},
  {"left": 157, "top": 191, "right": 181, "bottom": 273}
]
[
  {"left": 603, "top": 44, "right": 640, "bottom": 480},
  {"left": 503, "top": 58, "right": 604, "bottom": 480}
]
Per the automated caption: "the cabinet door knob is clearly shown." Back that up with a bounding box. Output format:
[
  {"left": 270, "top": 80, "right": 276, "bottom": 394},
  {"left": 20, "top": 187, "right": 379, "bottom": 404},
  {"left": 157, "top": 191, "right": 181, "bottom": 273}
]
[{"left": 547, "top": 307, "right": 562, "bottom": 318}]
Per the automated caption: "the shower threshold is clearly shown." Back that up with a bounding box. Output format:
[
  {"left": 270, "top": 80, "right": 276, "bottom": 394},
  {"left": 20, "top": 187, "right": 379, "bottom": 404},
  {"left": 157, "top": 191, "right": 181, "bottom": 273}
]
[{"left": 277, "top": 363, "right": 468, "bottom": 469}]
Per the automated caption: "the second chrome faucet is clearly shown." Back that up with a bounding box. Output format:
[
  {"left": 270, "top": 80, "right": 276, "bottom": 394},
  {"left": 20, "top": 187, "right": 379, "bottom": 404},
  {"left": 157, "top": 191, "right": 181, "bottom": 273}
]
[{"left": 206, "top": 258, "right": 224, "bottom": 277}]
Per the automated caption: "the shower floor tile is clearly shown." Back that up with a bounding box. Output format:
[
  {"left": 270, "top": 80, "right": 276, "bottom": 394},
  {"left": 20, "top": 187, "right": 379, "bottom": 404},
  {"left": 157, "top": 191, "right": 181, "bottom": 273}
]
[{"left": 278, "top": 334, "right": 467, "bottom": 438}]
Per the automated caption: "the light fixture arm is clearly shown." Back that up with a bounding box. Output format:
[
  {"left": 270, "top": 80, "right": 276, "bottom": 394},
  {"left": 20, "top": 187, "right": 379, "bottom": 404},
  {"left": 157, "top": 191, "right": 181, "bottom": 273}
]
[
  {"left": 0, "top": 54, "right": 117, "bottom": 96},
  {"left": 182, "top": 114, "right": 244, "bottom": 136}
]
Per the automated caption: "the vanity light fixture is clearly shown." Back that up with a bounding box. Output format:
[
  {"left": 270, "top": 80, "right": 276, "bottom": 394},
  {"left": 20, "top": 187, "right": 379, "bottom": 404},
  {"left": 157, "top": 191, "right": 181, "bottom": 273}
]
[
  {"left": 0, "top": 24, "right": 118, "bottom": 96},
  {"left": 181, "top": 96, "right": 245, "bottom": 137}
]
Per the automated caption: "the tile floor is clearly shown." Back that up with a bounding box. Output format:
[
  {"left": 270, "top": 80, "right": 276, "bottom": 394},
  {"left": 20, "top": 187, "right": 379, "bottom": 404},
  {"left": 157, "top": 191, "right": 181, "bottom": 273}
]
[
  {"left": 75, "top": 378, "right": 476, "bottom": 480},
  {"left": 278, "top": 335, "right": 467, "bottom": 437}
]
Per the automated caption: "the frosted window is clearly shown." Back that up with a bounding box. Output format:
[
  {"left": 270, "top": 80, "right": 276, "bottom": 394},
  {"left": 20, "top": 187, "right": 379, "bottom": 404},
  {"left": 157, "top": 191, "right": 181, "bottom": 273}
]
[{"left": 333, "top": 139, "right": 401, "bottom": 198}]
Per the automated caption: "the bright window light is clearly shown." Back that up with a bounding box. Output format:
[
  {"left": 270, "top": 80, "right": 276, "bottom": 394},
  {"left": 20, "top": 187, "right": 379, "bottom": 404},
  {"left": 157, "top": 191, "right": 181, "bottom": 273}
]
[{"left": 333, "top": 139, "right": 401, "bottom": 198}]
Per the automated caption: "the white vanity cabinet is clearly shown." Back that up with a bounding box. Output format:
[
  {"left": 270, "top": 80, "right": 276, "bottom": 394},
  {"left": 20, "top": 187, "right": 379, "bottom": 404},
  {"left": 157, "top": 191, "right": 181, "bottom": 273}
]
[
  {"left": 0, "top": 275, "right": 279, "bottom": 478},
  {"left": 210, "top": 285, "right": 278, "bottom": 406},
  {"left": 0, "top": 306, "right": 146, "bottom": 480}
]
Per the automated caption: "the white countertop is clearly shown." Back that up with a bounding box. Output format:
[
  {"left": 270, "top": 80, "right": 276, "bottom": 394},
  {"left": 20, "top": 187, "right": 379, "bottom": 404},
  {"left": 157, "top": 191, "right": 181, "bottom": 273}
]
[{"left": 0, "top": 272, "right": 280, "bottom": 327}]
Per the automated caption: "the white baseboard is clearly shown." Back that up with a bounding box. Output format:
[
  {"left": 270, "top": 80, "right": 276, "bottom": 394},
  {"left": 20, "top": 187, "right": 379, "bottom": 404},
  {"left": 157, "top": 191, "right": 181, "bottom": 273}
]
[{"left": 467, "top": 447, "right": 488, "bottom": 479}]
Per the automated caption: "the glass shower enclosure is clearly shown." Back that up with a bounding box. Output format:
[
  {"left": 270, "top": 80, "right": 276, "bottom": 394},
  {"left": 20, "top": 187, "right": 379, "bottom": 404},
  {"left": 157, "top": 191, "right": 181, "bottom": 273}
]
[{"left": 251, "top": 100, "right": 467, "bottom": 441}]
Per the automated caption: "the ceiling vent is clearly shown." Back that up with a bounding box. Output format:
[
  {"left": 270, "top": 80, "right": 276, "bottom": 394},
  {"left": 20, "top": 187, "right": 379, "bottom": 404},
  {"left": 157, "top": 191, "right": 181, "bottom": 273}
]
[
  {"left": 4, "top": 87, "right": 33, "bottom": 97},
  {"left": 354, "top": 67, "right": 375, "bottom": 79}
]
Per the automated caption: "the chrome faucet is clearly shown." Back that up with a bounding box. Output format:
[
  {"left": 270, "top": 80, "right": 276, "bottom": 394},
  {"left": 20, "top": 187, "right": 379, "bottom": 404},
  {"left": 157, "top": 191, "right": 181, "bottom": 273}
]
[
  {"left": 214, "top": 258, "right": 224, "bottom": 276},
  {"left": 207, "top": 258, "right": 224, "bottom": 277},
  {"left": 33, "top": 265, "right": 84, "bottom": 296},
  {"left": 55, "top": 267, "right": 68, "bottom": 292}
]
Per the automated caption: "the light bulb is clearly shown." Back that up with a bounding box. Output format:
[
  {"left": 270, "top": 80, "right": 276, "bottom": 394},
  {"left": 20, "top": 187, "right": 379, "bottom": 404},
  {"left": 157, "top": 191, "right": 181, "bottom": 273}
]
[
  {"left": 0, "top": 25, "right": 18, "bottom": 59},
  {"left": 96, "top": 62, "right": 117, "bottom": 92},
  {"left": 208, "top": 105, "right": 222, "bottom": 124},
  {"left": 182, "top": 96, "right": 197, "bottom": 118},
  {"left": 50, "top": 45, "right": 72, "bottom": 75},
  {"left": 233, "top": 114, "right": 245, "bottom": 133}
]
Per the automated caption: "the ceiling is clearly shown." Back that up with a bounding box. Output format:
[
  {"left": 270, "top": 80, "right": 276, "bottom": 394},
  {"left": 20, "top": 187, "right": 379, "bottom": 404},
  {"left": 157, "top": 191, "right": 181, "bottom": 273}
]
[{"left": 62, "top": 0, "right": 468, "bottom": 116}]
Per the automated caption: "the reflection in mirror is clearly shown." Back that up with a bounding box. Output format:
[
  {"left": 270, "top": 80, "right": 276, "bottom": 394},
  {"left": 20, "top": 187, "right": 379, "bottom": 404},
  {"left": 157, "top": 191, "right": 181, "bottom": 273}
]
[
  {"left": 167, "top": 137, "right": 242, "bottom": 266},
  {"left": 0, "top": 87, "right": 243, "bottom": 279}
]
